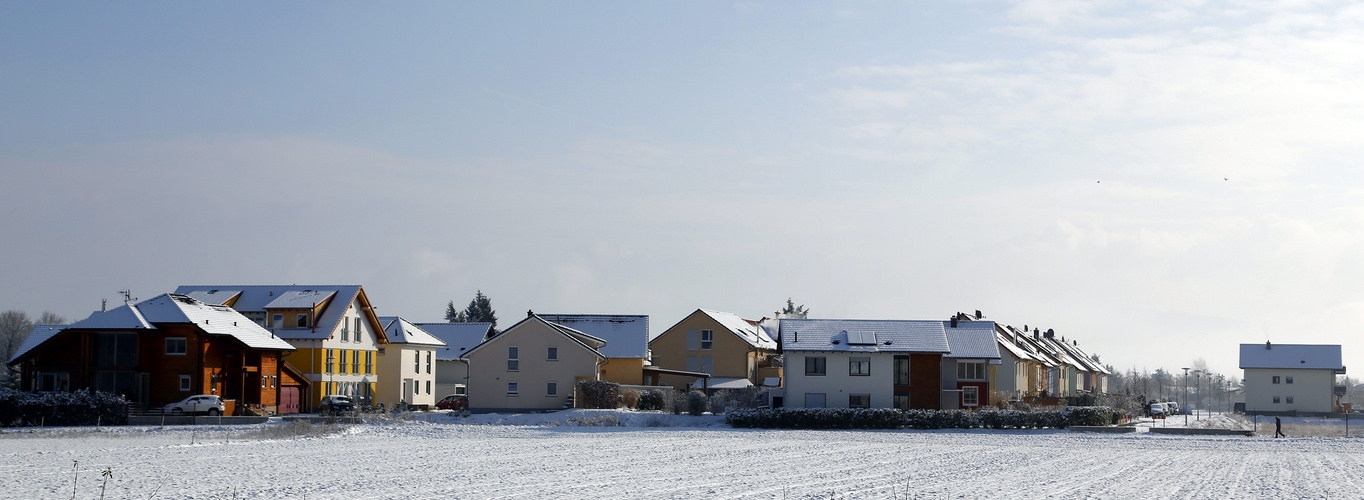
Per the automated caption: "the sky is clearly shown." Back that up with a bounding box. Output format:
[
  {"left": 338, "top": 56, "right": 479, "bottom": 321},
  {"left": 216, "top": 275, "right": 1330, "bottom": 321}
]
[{"left": 4, "top": 1, "right": 1364, "bottom": 380}]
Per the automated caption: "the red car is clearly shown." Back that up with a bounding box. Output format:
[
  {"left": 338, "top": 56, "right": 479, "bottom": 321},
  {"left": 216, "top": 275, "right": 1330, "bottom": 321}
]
[{"left": 436, "top": 394, "right": 468, "bottom": 411}]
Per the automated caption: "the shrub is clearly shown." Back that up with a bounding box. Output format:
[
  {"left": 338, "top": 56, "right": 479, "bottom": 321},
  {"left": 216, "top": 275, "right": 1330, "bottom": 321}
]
[
  {"left": 575, "top": 381, "right": 621, "bottom": 409},
  {"left": 621, "top": 389, "right": 640, "bottom": 409},
  {"left": 636, "top": 390, "right": 666, "bottom": 411},
  {"left": 1063, "top": 406, "right": 1116, "bottom": 427},
  {"left": 665, "top": 390, "right": 689, "bottom": 415},
  {"left": 725, "top": 407, "right": 1085, "bottom": 430},
  {"left": 687, "top": 391, "right": 708, "bottom": 416},
  {"left": 0, "top": 388, "right": 128, "bottom": 427},
  {"left": 708, "top": 394, "right": 728, "bottom": 415}
]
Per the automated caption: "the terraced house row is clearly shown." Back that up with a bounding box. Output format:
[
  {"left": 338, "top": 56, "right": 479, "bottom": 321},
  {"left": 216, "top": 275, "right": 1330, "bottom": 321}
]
[{"left": 7, "top": 284, "right": 1110, "bottom": 414}]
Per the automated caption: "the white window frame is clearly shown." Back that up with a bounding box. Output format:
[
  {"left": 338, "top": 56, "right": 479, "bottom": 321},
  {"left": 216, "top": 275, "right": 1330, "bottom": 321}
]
[
  {"left": 1272, "top": 376, "right": 1281, "bottom": 384},
  {"left": 179, "top": 374, "right": 192, "bottom": 391},
  {"left": 962, "top": 386, "right": 980, "bottom": 406},
  {"left": 165, "top": 338, "right": 187, "bottom": 356},
  {"left": 1286, "top": 396, "right": 1294, "bottom": 404},
  {"left": 849, "top": 393, "right": 870, "bottom": 408},
  {"left": 295, "top": 314, "right": 308, "bottom": 328},
  {"left": 547, "top": 382, "right": 558, "bottom": 397},
  {"left": 1273, "top": 396, "right": 1281, "bottom": 404},
  {"left": 1286, "top": 376, "right": 1294, "bottom": 385},
  {"left": 272, "top": 313, "right": 283, "bottom": 327},
  {"left": 426, "top": 351, "right": 432, "bottom": 374},
  {"left": 508, "top": 346, "right": 519, "bottom": 372},
  {"left": 805, "top": 356, "right": 826, "bottom": 376},
  {"left": 507, "top": 382, "right": 519, "bottom": 396},
  {"left": 700, "top": 329, "right": 714, "bottom": 350},
  {"left": 547, "top": 346, "right": 558, "bottom": 361},
  {"left": 849, "top": 357, "right": 871, "bottom": 376}
]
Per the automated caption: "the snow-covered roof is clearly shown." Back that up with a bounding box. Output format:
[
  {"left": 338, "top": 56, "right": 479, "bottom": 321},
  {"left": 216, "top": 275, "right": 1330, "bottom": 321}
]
[
  {"left": 944, "top": 321, "right": 1002, "bottom": 359},
  {"left": 182, "top": 289, "right": 242, "bottom": 306},
  {"left": 698, "top": 309, "right": 776, "bottom": 349},
  {"left": 1240, "top": 343, "right": 1344, "bottom": 371},
  {"left": 536, "top": 314, "right": 648, "bottom": 359},
  {"left": 8, "top": 324, "right": 65, "bottom": 364},
  {"left": 17, "top": 294, "right": 296, "bottom": 359},
  {"left": 173, "top": 285, "right": 370, "bottom": 341},
  {"left": 263, "top": 290, "right": 337, "bottom": 310},
  {"left": 780, "top": 319, "right": 951, "bottom": 353},
  {"left": 377, "top": 317, "right": 447, "bottom": 347},
  {"left": 462, "top": 315, "right": 606, "bottom": 360},
  {"left": 419, "top": 322, "right": 494, "bottom": 361},
  {"left": 692, "top": 377, "right": 753, "bottom": 389}
]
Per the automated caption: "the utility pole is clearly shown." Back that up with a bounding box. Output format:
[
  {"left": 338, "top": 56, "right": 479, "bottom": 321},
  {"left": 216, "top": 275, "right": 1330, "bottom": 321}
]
[{"left": 1182, "top": 367, "right": 1190, "bottom": 426}]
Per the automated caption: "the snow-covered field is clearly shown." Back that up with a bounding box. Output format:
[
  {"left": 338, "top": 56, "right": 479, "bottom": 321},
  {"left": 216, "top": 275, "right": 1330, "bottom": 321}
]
[{"left": 2, "top": 410, "right": 1362, "bottom": 499}]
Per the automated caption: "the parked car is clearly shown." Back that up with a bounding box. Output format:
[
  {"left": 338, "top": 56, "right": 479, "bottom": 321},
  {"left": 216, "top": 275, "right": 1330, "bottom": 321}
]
[
  {"left": 1148, "top": 402, "right": 1166, "bottom": 416},
  {"left": 319, "top": 395, "right": 355, "bottom": 415},
  {"left": 436, "top": 394, "right": 468, "bottom": 411},
  {"left": 165, "top": 395, "right": 225, "bottom": 416}
]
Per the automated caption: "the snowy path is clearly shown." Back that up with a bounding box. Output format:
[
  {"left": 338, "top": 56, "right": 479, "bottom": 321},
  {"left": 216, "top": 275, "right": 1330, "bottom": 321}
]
[{"left": 2, "top": 422, "right": 1361, "bottom": 499}]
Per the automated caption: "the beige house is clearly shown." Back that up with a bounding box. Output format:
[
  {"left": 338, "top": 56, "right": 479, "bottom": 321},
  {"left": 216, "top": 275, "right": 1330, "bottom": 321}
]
[
  {"left": 377, "top": 317, "right": 445, "bottom": 409},
  {"left": 649, "top": 309, "right": 780, "bottom": 390},
  {"left": 537, "top": 314, "right": 649, "bottom": 385},
  {"left": 1240, "top": 342, "right": 1346, "bottom": 416},
  {"left": 462, "top": 312, "right": 606, "bottom": 411}
]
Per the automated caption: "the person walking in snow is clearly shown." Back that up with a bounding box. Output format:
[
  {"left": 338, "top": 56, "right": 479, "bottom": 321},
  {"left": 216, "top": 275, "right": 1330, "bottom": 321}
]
[{"left": 1274, "top": 416, "right": 1286, "bottom": 438}]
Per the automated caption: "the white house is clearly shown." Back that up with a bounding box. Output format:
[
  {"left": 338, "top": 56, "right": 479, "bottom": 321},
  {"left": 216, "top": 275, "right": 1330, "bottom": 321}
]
[
  {"left": 421, "top": 322, "right": 494, "bottom": 397},
  {"left": 1240, "top": 342, "right": 1345, "bottom": 416},
  {"left": 780, "top": 319, "right": 951, "bottom": 410},
  {"left": 377, "top": 317, "right": 446, "bottom": 409}
]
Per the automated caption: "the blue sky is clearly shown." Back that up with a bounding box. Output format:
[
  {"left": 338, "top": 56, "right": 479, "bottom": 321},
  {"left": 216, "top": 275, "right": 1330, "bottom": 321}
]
[{"left": 5, "top": 1, "right": 1364, "bottom": 380}]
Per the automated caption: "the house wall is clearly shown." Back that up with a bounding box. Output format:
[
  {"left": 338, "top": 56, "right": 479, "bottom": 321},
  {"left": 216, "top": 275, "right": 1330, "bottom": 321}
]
[
  {"left": 650, "top": 311, "right": 766, "bottom": 389},
  {"left": 466, "top": 320, "right": 601, "bottom": 411},
  {"left": 376, "top": 345, "right": 438, "bottom": 407},
  {"left": 278, "top": 296, "right": 383, "bottom": 409},
  {"left": 600, "top": 357, "right": 646, "bottom": 386},
  {"left": 1243, "top": 368, "right": 1337, "bottom": 414},
  {"left": 435, "top": 359, "right": 469, "bottom": 397},
  {"left": 784, "top": 351, "right": 894, "bottom": 409}
]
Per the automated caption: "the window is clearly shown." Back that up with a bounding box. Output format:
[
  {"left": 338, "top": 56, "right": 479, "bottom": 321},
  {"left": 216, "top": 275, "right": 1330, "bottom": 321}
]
[
  {"left": 165, "top": 338, "right": 187, "bottom": 356},
  {"left": 96, "top": 333, "right": 137, "bottom": 367},
  {"left": 326, "top": 350, "right": 334, "bottom": 373},
  {"left": 426, "top": 351, "right": 432, "bottom": 374},
  {"left": 1287, "top": 396, "right": 1294, "bottom": 404},
  {"left": 804, "top": 356, "right": 827, "bottom": 376},
  {"left": 547, "top": 346, "right": 558, "bottom": 361},
  {"left": 894, "top": 356, "right": 911, "bottom": 386},
  {"left": 365, "top": 351, "right": 373, "bottom": 374},
  {"left": 849, "top": 357, "right": 871, "bottom": 376},
  {"left": 963, "top": 386, "right": 980, "bottom": 406},
  {"left": 338, "top": 350, "right": 348, "bottom": 374},
  {"left": 272, "top": 314, "right": 283, "bottom": 327},
  {"left": 352, "top": 350, "right": 359, "bottom": 373},
  {"left": 547, "top": 382, "right": 558, "bottom": 397},
  {"left": 426, "top": 380, "right": 431, "bottom": 394},
  {"left": 1272, "top": 376, "right": 1281, "bottom": 384},
  {"left": 1286, "top": 376, "right": 1294, "bottom": 384},
  {"left": 1273, "top": 396, "right": 1281, "bottom": 404},
  {"left": 270, "top": 376, "right": 276, "bottom": 388},
  {"left": 893, "top": 392, "right": 910, "bottom": 410},
  {"left": 508, "top": 346, "right": 520, "bottom": 371},
  {"left": 354, "top": 318, "right": 362, "bottom": 342},
  {"left": 507, "top": 382, "right": 519, "bottom": 396},
  {"left": 957, "top": 362, "right": 985, "bottom": 381},
  {"left": 849, "top": 394, "right": 870, "bottom": 408},
  {"left": 805, "top": 393, "right": 826, "bottom": 408},
  {"left": 341, "top": 323, "right": 349, "bottom": 342},
  {"left": 179, "top": 375, "right": 191, "bottom": 391},
  {"left": 414, "top": 351, "right": 420, "bottom": 373},
  {"left": 700, "top": 329, "right": 713, "bottom": 350},
  {"left": 261, "top": 375, "right": 267, "bottom": 388},
  {"left": 296, "top": 314, "right": 308, "bottom": 328}
]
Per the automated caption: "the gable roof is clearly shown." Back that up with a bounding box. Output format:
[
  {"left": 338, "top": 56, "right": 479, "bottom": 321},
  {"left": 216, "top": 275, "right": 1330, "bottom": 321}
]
[
  {"left": 13, "top": 294, "right": 295, "bottom": 363},
  {"left": 1240, "top": 343, "right": 1344, "bottom": 371},
  {"left": 536, "top": 314, "right": 648, "bottom": 359},
  {"left": 182, "top": 289, "right": 242, "bottom": 306},
  {"left": 377, "top": 317, "right": 447, "bottom": 347},
  {"left": 655, "top": 309, "right": 776, "bottom": 350},
  {"left": 419, "top": 322, "right": 494, "bottom": 361},
  {"left": 943, "top": 321, "right": 1002, "bottom": 359},
  {"left": 779, "top": 319, "right": 951, "bottom": 353},
  {"left": 461, "top": 315, "right": 606, "bottom": 360},
  {"left": 173, "top": 285, "right": 385, "bottom": 342},
  {"left": 8, "top": 324, "right": 65, "bottom": 364}
]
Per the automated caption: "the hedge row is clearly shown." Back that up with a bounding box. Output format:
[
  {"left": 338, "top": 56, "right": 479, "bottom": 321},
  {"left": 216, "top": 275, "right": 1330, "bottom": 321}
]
[
  {"left": 725, "top": 406, "right": 1116, "bottom": 430},
  {"left": 0, "top": 388, "right": 129, "bottom": 427}
]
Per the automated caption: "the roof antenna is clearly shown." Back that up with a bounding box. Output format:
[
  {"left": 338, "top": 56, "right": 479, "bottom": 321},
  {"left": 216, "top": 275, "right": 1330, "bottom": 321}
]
[
  {"left": 118, "top": 289, "right": 137, "bottom": 304},
  {"left": 101, "top": 298, "right": 107, "bottom": 312}
]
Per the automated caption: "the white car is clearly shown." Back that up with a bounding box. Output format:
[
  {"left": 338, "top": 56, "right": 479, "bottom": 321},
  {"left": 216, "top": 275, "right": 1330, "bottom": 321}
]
[
  {"left": 1149, "top": 403, "right": 1166, "bottom": 416},
  {"left": 165, "top": 395, "right": 225, "bottom": 416}
]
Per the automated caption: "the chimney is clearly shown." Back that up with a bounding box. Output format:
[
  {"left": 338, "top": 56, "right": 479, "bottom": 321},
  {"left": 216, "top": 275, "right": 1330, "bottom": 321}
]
[
  {"left": 1033, "top": 328, "right": 1040, "bottom": 339},
  {"left": 528, "top": 309, "right": 534, "bottom": 317},
  {"left": 1266, "top": 341, "right": 1272, "bottom": 350},
  {"left": 1045, "top": 328, "right": 1054, "bottom": 339},
  {"left": 950, "top": 316, "right": 958, "bottom": 328},
  {"left": 975, "top": 310, "right": 982, "bottom": 319}
]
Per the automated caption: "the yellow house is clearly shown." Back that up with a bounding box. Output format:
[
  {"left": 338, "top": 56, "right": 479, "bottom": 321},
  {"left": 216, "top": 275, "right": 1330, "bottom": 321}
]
[
  {"left": 462, "top": 312, "right": 606, "bottom": 411},
  {"left": 538, "top": 314, "right": 649, "bottom": 385},
  {"left": 649, "top": 309, "right": 780, "bottom": 391},
  {"left": 175, "top": 285, "right": 390, "bottom": 411}
]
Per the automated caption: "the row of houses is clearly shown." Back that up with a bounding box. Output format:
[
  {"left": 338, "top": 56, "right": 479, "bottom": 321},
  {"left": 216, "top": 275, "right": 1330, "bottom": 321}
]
[{"left": 6, "top": 284, "right": 1113, "bottom": 413}]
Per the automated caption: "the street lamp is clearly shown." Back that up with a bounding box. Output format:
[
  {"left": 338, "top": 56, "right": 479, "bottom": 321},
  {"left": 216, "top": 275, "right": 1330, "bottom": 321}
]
[
  {"left": 1182, "top": 367, "right": 1190, "bottom": 426},
  {"left": 1193, "top": 370, "right": 1203, "bottom": 421}
]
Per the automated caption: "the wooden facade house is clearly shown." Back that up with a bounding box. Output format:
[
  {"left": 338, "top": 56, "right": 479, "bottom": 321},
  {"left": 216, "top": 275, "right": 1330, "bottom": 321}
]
[{"left": 7, "top": 294, "right": 300, "bottom": 414}]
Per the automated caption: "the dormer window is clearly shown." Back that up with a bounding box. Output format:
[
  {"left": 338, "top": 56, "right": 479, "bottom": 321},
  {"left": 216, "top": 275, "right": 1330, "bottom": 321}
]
[{"left": 296, "top": 314, "right": 308, "bottom": 328}]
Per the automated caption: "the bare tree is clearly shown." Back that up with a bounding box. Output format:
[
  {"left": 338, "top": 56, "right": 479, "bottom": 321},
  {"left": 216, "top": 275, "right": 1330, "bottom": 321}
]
[
  {"left": 1, "top": 311, "right": 34, "bottom": 382},
  {"left": 37, "top": 311, "right": 66, "bottom": 325}
]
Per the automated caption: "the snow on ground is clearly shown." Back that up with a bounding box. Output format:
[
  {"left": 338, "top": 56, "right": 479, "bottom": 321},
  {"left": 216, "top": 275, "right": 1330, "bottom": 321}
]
[{"left": 2, "top": 409, "right": 1363, "bottom": 499}]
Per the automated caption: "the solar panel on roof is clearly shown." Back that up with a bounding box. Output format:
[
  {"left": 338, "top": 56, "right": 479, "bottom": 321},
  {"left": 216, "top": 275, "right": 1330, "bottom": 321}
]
[{"left": 847, "top": 330, "right": 877, "bottom": 345}]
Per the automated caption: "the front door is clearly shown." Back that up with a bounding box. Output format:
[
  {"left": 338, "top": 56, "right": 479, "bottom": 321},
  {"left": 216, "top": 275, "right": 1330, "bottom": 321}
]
[
  {"left": 402, "top": 379, "right": 414, "bottom": 404},
  {"left": 279, "top": 387, "right": 300, "bottom": 414}
]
